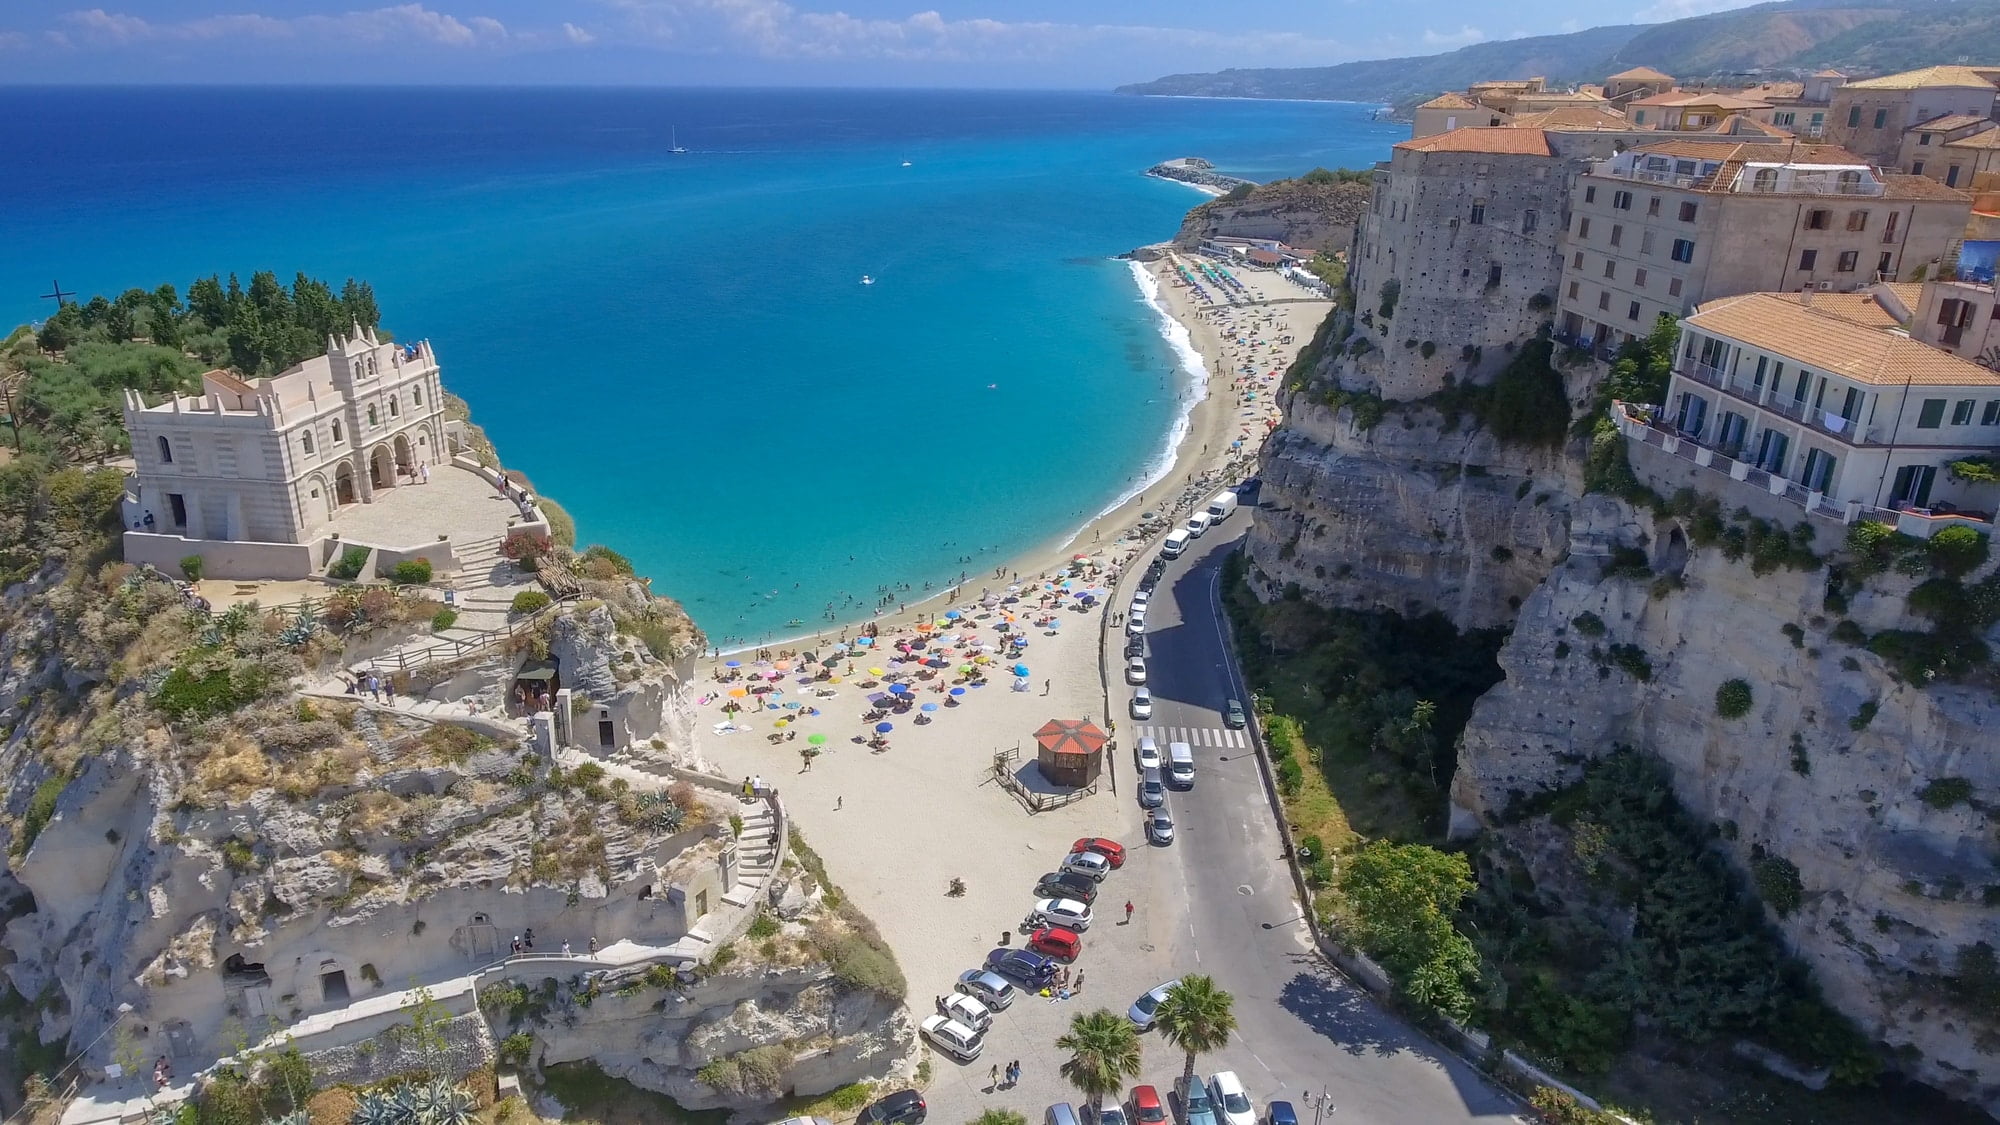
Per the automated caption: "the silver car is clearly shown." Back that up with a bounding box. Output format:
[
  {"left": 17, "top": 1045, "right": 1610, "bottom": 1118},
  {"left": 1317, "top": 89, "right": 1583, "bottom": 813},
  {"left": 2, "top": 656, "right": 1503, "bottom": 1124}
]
[
  {"left": 1147, "top": 807, "right": 1175, "bottom": 846},
  {"left": 1135, "top": 736, "right": 1162, "bottom": 771},
  {"left": 1128, "top": 979, "right": 1180, "bottom": 1029},
  {"left": 1130, "top": 686, "right": 1153, "bottom": 720},
  {"left": 956, "top": 968, "right": 1016, "bottom": 1010},
  {"left": 1138, "top": 774, "right": 1165, "bottom": 809}
]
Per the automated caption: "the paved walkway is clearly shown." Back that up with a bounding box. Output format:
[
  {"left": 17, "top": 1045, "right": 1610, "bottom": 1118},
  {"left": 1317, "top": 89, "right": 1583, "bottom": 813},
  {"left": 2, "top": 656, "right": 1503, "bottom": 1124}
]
[{"left": 326, "top": 462, "right": 520, "bottom": 550}]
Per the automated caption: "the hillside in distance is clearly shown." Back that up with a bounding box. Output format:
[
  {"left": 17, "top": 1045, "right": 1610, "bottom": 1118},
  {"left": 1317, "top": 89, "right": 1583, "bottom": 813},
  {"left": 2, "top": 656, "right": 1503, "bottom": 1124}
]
[{"left": 1117, "top": 0, "right": 1993, "bottom": 107}]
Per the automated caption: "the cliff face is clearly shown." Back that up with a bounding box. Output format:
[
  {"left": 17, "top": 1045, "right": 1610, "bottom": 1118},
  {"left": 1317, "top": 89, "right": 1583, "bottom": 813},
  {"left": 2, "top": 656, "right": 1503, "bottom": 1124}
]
[
  {"left": 1452, "top": 496, "right": 2000, "bottom": 1111},
  {"left": 1173, "top": 179, "right": 1371, "bottom": 255}
]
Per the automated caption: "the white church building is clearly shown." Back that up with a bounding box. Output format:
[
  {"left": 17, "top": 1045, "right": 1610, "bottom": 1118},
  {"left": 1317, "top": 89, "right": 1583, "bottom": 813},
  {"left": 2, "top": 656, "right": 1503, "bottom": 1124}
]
[{"left": 123, "top": 327, "right": 453, "bottom": 578}]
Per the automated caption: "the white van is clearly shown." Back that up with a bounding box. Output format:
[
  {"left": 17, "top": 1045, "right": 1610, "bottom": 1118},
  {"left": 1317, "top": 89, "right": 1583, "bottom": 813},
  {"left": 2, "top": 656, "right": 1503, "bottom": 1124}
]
[
  {"left": 1167, "top": 741, "right": 1195, "bottom": 788},
  {"left": 1161, "top": 529, "right": 1192, "bottom": 558},
  {"left": 1206, "top": 491, "right": 1239, "bottom": 522},
  {"left": 1185, "top": 512, "right": 1213, "bottom": 538}
]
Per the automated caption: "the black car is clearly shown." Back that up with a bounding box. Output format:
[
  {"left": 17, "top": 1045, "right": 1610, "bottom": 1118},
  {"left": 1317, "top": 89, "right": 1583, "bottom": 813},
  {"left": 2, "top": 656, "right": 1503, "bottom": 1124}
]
[
  {"left": 1035, "top": 871, "right": 1100, "bottom": 904},
  {"left": 860, "top": 1090, "right": 927, "bottom": 1125},
  {"left": 1124, "top": 637, "right": 1145, "bottom": 659}
]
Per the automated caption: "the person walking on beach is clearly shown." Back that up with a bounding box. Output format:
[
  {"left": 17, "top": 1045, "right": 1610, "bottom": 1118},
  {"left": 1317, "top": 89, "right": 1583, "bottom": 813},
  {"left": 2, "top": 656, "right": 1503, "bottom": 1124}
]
[
  {"left": 989, "top": 1063, "right": 1000, "bottom": 1089},
  {"left": 1124, "top": 900, "right": 1135, "bottom": 924},
  {"left": 1043, "top": 679, "right": 1051, "bottom": 696}
]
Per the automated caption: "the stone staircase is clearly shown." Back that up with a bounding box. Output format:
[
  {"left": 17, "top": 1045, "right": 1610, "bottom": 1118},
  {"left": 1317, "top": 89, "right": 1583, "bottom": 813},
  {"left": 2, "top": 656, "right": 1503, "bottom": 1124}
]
[
  {"left": 723, "top": 801, "right": 781, "bottom": 908},
  {"left": 355, "top": 535, "right": 548, "bottom": 675}
]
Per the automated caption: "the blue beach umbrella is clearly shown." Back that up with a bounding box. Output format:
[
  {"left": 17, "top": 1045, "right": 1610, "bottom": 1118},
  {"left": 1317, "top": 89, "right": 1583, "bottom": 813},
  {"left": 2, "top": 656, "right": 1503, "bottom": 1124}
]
[
  {"left": 1012, "top": 664, "right": 1031, "bottom": 677},
  {"left": 921, "top": 703, "right": 939, "bottom": 712},
  {"left": 725, "top": 660, "right": 741, "bottom": 668},
  {"left": 875, "top": 721, "right": 895, "bottom": 733},
  {"left": 890, "top": 683, "right": 911, "bottom": 695},
  {"left": 857, "top": 636, "right": 875, "bottom": 647},
  {"left": 949, "top": 687, "right": 966, "bottom": 696}
]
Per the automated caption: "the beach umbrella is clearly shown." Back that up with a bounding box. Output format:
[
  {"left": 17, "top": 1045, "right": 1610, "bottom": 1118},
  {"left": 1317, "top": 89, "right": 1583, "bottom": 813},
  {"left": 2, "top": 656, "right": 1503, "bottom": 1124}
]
[
  {"left": 856, "top": 636, "right": 875, "bottom": 647},
  {"left": 784, "top": 701, "right": 801, "bottom": 709},
  {"left": 875, "top": 721, "right": 895, "bottom": 733},
  {"left": 727, "top": 687, "right": 748, "bottom": 698},
  {"left": 1013, "top": 663, "right": 1031, "bottom": 677},
  {"left": 773, "top": 660, "right": 791, "bottom": 671},
  {"left": 916, "top": 622, "right": 934, "bottom": 632},
  {"left": 868, "top": 667, "right": 886, "bottom": 677},
  {"left": 724, "top": 660, "right": 742, "bottom": 668},
  {"left": 889, "top": 683, "right": 911, "bottom": 695},
  {"left": 945, "top": 610, "right": 962, "bottom": 620},
  {"left": 867, "top": 692, "right": 889, "bottom": 703},
  {"left": 774, "top": 719, "right": 789, "bottom": 727},
  {"left": 950, "top": 686, "right": 967, "bottom": 696},
  {"left": 807, "top": 733, "right": 828, "bottom": 745},
  {"left": 921, "top": 702, "right": 939, "bottom": 712}
]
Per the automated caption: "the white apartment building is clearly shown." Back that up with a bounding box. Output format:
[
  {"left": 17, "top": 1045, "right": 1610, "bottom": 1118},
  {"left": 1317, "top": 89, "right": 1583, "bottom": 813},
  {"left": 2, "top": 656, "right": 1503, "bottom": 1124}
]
[
  {"left": 124, "top": 327, "right": 447, "bottom": 547},
  {"left": 1659, "top": 289, "right": 2000, "bottom": 521},
  {"left": 1557, "top": 141, "right": 1970, "bottom": 355}
]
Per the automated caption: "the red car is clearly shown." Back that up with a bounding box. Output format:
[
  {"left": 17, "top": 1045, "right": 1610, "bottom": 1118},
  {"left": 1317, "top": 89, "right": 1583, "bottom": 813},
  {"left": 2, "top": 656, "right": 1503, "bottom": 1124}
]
[
  {"left": 1129, "top": 1086, "right": 1166, "bottom": 1125},
  {"left": 1071, "top": 837, "right": 1126, "bottom": 869},
  {"left": 1028, "top": 926, "right": 1083, "bottom": 961}
]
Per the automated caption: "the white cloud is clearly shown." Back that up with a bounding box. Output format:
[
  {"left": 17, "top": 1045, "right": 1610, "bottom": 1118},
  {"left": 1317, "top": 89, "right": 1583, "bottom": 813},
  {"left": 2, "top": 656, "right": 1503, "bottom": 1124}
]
[
  {"left": 0, "top": 29, "right": 27, "bottom": 49},
  {"left": 57, "top": 5, "right": 516, "bottom": 49},
  {"left": 1421, "top": 25, "right": 1486, "bottom": 48},
  {"left": 563, "top": 22, "right": 596, "bottom": 44},
  {"left": 595, "top": 0, "right": 1352, "bottom": 65},
  {"left": 1632, "top": 0, "right": 1765, "bottom": 22}
]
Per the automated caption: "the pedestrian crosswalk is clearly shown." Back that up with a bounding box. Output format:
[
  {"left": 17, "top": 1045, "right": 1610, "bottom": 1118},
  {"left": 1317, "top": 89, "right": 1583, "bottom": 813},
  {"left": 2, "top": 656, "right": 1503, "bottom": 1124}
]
[{"left": 1132, "top": 725, "right": 1250, "bottom": 748}]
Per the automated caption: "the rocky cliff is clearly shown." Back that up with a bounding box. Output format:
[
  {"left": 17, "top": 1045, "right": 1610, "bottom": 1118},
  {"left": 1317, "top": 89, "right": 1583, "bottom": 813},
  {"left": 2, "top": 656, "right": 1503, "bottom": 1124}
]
[
  {"left": 1246, "top": 226, "right": 2000, "bottom": 1111},
  {"left": 1173, "top": 177, "right": 1371, "bottom": 255}
]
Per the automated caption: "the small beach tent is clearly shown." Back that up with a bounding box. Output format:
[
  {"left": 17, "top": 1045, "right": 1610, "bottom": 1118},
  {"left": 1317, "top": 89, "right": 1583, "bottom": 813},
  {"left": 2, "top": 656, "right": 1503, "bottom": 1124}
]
[{"left": 1033, "top": 718, "right": 1107, "bottom": 787}]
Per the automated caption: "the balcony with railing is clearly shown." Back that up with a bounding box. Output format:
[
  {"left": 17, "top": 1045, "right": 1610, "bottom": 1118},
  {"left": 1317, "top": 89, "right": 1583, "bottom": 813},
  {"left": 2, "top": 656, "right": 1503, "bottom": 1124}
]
[
  {"left": 1612, "top": 402, "right": 1996, "bottom": 539},
  {"left": 1672, "top": 362, "right": 1884, "bottom": 444}
]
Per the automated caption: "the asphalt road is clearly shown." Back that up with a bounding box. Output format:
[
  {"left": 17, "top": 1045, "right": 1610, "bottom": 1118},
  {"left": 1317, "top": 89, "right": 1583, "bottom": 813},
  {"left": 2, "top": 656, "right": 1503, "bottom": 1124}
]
[{"left": 1116, "top": 518, "right": 1521, "bottom": 1125}]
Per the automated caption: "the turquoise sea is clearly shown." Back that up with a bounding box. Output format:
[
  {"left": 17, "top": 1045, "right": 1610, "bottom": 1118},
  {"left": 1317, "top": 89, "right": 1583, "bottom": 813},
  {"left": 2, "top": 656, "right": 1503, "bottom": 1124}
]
[{"left": 3, "top": 88, "right": 1400, "bottom": 644}]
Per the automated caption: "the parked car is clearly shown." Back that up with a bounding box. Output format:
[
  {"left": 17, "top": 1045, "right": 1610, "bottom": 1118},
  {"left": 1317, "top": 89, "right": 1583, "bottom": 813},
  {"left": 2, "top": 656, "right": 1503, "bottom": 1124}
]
[
  {"left": 1265, "top": 1102, "right": 1296, "bottom": 1125},
  {"left": 860, "top": 1091, "right": 926, "bottom": 1125},
  {"left": 1128, "top": 978, "right": 1180, "bottom": 1030},
  {"left": 1129, "top": 1087, "right": 1166, "bottom": 1125},
  {"left": 1176, "top": 1077, "right": 1217, "bottom": 1125},
  {"left": 1126, "top": 612, "right": 1147, "bottom": 636},
  {"left": 1138, "top": 774, "right": 1165, "bottom": 809},
  {"left": 1060, "top": 850, "right": 1112, "bottom": 881},
  {"left": 1126, "top": 656, "right": 1148, "bottom": 685},
  {"left": 1208, "top": 1072, "right": 1253, "bottom": 1125},
  {"left": 1223, "top": 699, "right": 1247, "bottom": 730},
  {"left": 1135, "top": 736, "right": 1161, "bottom": 771},
  {"left": 1046, "top": 1105, "right": 1081, "bottom": 1125},
  {"left": 1071, "top": 838, "right": 1126, "bottom": 867},
  {"left": 936, "top": 991, "right": 992, "bottom": 1032},
  {"left": 1097, "top": 1105, "right": 1128, "bottom": 1125},
  {"left": 1028, "top": 926, "right": 1083, "bottom": 961},
  {"left": 956, "top": 969, "right": 1016, "bottom": 1010},
  {"left": 1124, "top": 636, "right": 1145, "bottom": 659},
  {"left": 1129, "top": 687, "right": 1153, "bottom": 719},
  {"left": 1035, "top": 871, "right": 1100, "bottom": 904},
  {"left": 1147, "top": 807, "right": 1176, "bottom": 846},
  {"left": 1031, "top": 896, "right": 1094, "bottom": 931},
  {"left": 985, "top": 947, "right": 1059, "bottom": 987},
  {"left": 770, "top": 1117, "right": 834, "bottom": 1125},
  {"left": 919, "top": 1014, "right": 985, "bottom": 1062}
]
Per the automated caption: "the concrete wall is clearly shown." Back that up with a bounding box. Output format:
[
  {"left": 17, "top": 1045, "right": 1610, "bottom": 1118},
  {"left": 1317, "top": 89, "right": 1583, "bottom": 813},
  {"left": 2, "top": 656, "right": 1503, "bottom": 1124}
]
[
  {"left": 373, "top": 538, "right": 461, "bottom": 578},
  {"left": 124, "top": 530, "right": 317, "bottom": 580},
  {"left": 1830, "top": 85, "right": 1997, "bottom": 166}
]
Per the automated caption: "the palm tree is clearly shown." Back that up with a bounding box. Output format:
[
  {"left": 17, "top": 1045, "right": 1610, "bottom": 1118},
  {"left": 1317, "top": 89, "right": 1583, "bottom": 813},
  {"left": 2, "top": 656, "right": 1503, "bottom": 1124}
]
[
  {"left": 1056, "top": 1008, "right": 1143, "bottom": 1120},
  {"left": 1153, "top": 975, "right": 1237, "bottom": 1089},
  {"left": 969, "top": 1112, "right": 1027, "bottom": 1125}
]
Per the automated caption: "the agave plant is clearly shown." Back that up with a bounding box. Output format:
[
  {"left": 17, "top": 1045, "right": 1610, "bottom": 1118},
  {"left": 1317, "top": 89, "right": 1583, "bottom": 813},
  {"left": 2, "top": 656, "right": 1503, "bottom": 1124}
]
[
  {"left": 349, "top": 1089, "right": 401, "bottom": 1125},
  {"left": 419, "top": 1078, "right": 476, "bottom": 1125},
  {"left": 278, "top": 605, "right": 319, "bottom": 649},
  {"left": 263, "top": 1111, "right": 311, "bottom": 1125},
  {"left": 385, "top": 1081, "right": 419, "bottom": 1124}
]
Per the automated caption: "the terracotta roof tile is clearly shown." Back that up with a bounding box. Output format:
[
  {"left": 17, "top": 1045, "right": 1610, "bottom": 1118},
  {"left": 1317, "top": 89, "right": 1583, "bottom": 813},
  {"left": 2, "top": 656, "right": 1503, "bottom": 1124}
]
[
  {"left": 1393, "top": 127, "right": 1552, "bottom": 156},
  {"left": 1943, "top": 127, "right": 2000, "bottom": 150},
  {"left": 1607, "top": 66, "right": 1674, "bottom": 82},
  {"left": 1908, "top": 113, "right": 1991, "bottom": 133},
  {"left": 1879, "top": 173, "right": 1973, "bottom": 201},
  {"left": 203, "top": 369, "right": 257, "bottom": 396},
  {"left": 1506, "top": 106, "right": 1629, "bottom": 131},
  {"left": 1844, "top": 65, "right": 1997, "bottom": 91},
  {"left": 1417, "top": 92, "right": 1478, "bottom": 110},
  {"left": 1688, "top": 292, "right": 2000, "bottom": 387}
]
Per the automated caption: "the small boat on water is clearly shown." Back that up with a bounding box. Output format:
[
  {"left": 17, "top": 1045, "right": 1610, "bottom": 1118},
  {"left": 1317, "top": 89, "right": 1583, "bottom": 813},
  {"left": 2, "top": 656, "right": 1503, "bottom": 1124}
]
[
  {"left": 861, "top": 275, "right": 875, "bottom": 286},
  {"left": 670, "top": 126, "right": 688, "bottom": 155},
  {"left": 901, "top": 160, "right": 912, "bottom": 167}
]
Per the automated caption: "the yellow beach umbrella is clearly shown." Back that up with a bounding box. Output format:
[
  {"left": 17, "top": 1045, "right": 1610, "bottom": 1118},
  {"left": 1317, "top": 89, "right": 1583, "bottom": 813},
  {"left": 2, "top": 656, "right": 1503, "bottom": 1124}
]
[
  {"left": 727, "top": 687, "right": 749, "bottom": 698},
  {"left": 869, "top": 666, "right": 886, "bottom": 677}
]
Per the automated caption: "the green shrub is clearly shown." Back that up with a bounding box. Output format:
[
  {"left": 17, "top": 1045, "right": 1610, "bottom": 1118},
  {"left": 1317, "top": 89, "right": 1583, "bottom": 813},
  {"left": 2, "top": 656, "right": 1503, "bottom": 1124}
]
[
  {"left": 1606, "top": 643, "right": 1651, "bottom": 681},
  {"left": 18, "top": 774, "right": 68, "bottom": 853},
  {"left": 1928, "top": 525, "right": 1991, "bottom": 578},
  {"left": 1602, "top": 546, "right": 1651, "bottom": 580},
  {"left": 326, "top": 544, "right": 371, "bottom": 581},
  {"left": 1849, "top": 700, "right": 1878, "bottom": 731},
  {"left": 498, "top": 1032, "right": 534, "bottom": 1067},
  {"left": 1482, "top": 339, "right": 1571, "bottom": 448},
  {"left": 1751, "top": 848, "right": 1804, "bottom": 916},
  {"left": 1831, "top": 619, "right": 1865, "bottom": 646},
  {"left": 154, "top": 654, "right": 270, "bottom": 722},
  {"left": 390, "top": 558, "right": 433, "bottom": 585},
  {"left": 746, "top": 911, "right": 780, "bottom": 939},
  {"left": 1868, "top": 628, "right": 1989, "bottom": 683},
  {"left": 1714, "top": 679, "right": 1753, "bottom": 719},
  {"left": 180, "top": 554, "right": 205, "bottom": 581},
  {"left": 1570, "top": 611, "right": 1606, "bottom": 637},
  {"left": 578, "top": 544, "right": 636, "bottom": 579},
  {"left": 540, "top": 497, "right": 577, "bottom": 548},
  {"left": 1377, "top": 278, "right": 1400, "bottom": 320},
  {"left": 1419, "top": 340, "right": 1436, "bottom": 359},
  {"left": 510, "top": 590, "right": 552, "bottom": 615},
  {"left": 431, "top": 608, "right": 458, "bottom": 632},
  {"left": 220, "top": 838, "right": 257, "bottom": 873},
  {"left": 1920, "top": 777, "right": 1975, "bottom": 809},
  {"left": 1949, "top": 455, "right": 2000, "bottom": 484}
]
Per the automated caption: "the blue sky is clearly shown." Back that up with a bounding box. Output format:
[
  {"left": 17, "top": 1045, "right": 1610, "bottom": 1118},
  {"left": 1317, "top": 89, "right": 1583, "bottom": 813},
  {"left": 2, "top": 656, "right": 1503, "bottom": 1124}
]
[{"left": 0, "top": 0, "right": 1767, "bottom": 87}]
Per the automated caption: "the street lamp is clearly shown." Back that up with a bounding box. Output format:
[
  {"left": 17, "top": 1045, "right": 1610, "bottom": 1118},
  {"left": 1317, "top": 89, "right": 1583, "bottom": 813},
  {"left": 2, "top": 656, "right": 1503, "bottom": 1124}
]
[{"left": 1301, "top": 1088, "right": 1335, "bottom": 1125}]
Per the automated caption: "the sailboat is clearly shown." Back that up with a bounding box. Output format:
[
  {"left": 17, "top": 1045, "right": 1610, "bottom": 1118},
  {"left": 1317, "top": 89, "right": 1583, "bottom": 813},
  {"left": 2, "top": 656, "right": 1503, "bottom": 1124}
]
[{"left": 670, "top": 127, "right": 688, "bottom": 155}]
